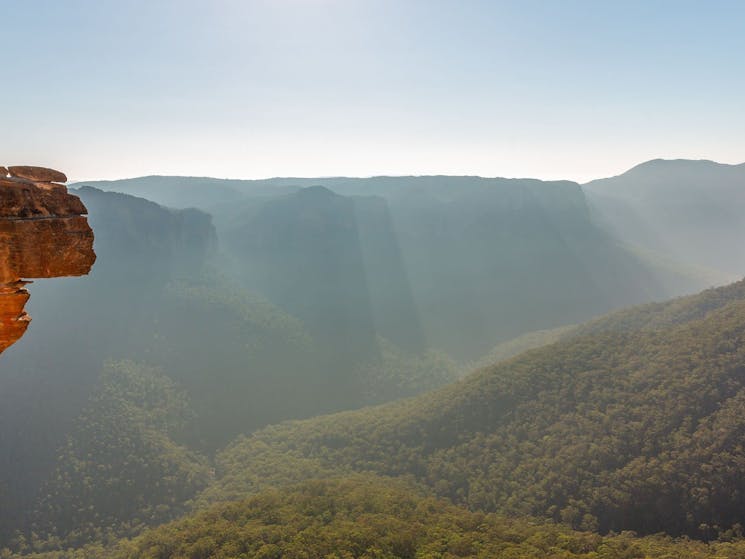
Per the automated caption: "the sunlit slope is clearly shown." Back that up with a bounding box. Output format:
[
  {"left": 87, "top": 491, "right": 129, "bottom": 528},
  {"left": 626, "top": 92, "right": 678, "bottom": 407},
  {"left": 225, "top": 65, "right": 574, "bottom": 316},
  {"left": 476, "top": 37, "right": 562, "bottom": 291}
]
[
  {"left": 584, "top": 159, "right": 745, "bottom": 276},
  {"left": 69, "top": 477, "right": 745, "bottom": 559},
  {"left": 203, "top": 278, "right": 745, "bottom": 537}
]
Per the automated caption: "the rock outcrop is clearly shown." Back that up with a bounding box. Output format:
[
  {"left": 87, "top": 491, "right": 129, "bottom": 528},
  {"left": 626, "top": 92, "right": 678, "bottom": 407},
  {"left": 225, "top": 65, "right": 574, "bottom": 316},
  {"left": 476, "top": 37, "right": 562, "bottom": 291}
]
[
  {"left": 0, "top": 166, "right": 95, "bottom": 354},
  {"left": 0, "top": 177, "right": 87, "bottom": 218},
  {"left": 7, "top": 166, "right": 68, "bottom": 183},
  {"left": 0, "top": 281, "right": 31, "bottom": 355}
]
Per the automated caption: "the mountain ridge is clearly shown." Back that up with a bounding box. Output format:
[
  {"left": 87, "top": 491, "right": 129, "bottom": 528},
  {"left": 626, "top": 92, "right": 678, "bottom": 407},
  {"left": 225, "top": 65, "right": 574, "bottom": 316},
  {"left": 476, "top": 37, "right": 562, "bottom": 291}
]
[{"left": 72, "top": 158, "right": 745, "bottom": 198}]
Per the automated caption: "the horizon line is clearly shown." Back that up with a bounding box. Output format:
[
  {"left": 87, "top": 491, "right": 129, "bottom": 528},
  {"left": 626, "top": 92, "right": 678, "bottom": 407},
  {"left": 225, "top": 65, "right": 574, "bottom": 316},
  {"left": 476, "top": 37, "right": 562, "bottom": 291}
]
[{"left": 66, "top": 156, "right": 745, "bottom": 186}]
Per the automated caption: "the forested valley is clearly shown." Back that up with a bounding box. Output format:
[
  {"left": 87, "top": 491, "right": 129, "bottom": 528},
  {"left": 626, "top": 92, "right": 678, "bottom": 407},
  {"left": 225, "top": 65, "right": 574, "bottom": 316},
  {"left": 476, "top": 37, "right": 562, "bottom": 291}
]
[{"left": 2, "top": 162, "right": 745, "bottom": 558}]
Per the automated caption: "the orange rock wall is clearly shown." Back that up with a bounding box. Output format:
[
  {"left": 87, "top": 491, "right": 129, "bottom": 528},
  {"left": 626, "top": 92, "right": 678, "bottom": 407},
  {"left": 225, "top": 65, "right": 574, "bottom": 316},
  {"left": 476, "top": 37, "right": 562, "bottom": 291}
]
[
  {"left": 0, "top": 282, "right": 31, "bottom": 354},
  {"left": 0, "top": 217, "right": 96, "bottom": 283},
  {"left": 0, "top": 166, "right": 95, "bottom": 355}
]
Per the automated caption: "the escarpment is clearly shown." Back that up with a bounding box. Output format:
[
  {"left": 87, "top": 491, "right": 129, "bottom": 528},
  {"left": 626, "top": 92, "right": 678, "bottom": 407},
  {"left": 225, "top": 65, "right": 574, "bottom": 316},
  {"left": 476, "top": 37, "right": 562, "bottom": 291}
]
[{"left": 0, "top": 166, "right": 95, "bottom": 354}]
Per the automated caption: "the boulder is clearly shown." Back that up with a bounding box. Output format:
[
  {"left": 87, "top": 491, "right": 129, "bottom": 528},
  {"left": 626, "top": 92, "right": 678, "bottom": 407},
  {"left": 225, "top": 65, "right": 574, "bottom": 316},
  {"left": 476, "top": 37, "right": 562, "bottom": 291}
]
[
  {"left": 0, "top": 167, "right": 7, "bottom": 177},
  {"left": 8, "top": 166, "right": 67, "bottom": 183}
]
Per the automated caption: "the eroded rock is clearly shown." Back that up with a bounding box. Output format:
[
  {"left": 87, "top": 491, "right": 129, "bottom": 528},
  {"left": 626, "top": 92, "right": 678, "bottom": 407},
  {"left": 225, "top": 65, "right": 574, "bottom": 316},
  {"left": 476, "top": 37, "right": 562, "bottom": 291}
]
[
  {"left": 0, "top": 177, "right": 88, "bottom": 218},
  {"left": 0, "top": 282, "right": 31, "bottom": 354},
  {"left": 8, "top": 166, "right": 67, "bottom": 183},
  {"left": 0, "top": 167, "right": 95, "bottom": 355},
  {"left": 0, "top": 216, "right": 96, "bottom": 283}
]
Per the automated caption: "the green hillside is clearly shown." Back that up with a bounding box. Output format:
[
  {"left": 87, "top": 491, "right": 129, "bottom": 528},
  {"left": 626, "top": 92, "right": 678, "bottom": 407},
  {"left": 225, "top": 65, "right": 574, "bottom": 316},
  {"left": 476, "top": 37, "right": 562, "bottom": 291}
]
[
  {"left": 10, "top": 477, "right": 745, "bottom": 559},
  {"left": 201, "top": 279, "right": 745, "bottom": 538},
  {"left": 31, "top": 361, "right": 211, "bottom": 547},
  {"left": 478, "top": 278, "right": 745, "bottom": 367}
]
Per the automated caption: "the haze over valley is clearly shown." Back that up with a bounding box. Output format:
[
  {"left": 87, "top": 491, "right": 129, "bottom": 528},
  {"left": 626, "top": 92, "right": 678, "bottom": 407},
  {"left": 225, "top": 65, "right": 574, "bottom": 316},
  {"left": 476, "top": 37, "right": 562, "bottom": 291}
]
[{"left": 2, "top": 1, "right": 745, "bottom": 558}]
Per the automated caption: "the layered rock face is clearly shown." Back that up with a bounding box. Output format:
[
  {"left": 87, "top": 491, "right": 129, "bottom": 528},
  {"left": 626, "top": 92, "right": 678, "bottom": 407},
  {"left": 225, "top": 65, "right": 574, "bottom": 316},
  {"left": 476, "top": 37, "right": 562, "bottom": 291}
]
[
  {"left": 0, "top": 281, "right": 31, "bottom": 355},
  {"left": 0, "top": 166, "right": 95, "bottom": 354}
]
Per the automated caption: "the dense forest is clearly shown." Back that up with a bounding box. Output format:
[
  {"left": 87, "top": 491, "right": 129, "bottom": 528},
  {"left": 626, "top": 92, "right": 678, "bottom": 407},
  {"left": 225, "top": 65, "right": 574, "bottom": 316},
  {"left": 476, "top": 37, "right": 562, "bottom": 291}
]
[
  {"left": 2, "top": 163, "right": 745, "bottom": 557},
  {"left": 199, "top": 279, "right": 745, "bottom": 538},
  {"left": 8, "top": 477, "right": 745, "bottom": 559},
  {"left": 31, "top": 360, "right": 211, "bottom": 547},
  {"left": 5, "top": 277, "right": 745, "bottom": 557}
]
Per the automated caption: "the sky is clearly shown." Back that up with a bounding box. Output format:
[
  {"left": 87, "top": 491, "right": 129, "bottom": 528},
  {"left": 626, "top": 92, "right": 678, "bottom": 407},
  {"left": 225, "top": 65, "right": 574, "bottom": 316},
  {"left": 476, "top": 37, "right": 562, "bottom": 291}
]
[{"left": 1, "top": 0, "right": 744, "bottom": 183}]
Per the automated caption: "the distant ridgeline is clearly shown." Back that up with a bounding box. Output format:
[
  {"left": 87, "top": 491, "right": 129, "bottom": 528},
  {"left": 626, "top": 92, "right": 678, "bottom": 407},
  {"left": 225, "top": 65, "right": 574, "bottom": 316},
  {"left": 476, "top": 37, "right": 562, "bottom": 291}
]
[
  {"left": 585, "top": 159, "right": 745, "bottom": 277},
  {"left": 76, "top": 172, "right": 712, "bottom": 360}
]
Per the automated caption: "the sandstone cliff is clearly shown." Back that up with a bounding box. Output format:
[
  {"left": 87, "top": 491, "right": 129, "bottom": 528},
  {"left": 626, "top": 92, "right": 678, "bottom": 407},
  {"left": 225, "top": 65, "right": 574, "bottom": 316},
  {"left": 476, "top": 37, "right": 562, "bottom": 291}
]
[{"left": 0, "top": 166, "right": 95, "bottom": 354}]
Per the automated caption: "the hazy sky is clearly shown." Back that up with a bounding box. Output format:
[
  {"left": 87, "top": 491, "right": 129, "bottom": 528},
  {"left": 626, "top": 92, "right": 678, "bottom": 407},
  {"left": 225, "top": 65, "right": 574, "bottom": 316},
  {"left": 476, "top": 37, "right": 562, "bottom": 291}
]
[{"left": 2, "top": 0, "right": 743, "bottom": 182}]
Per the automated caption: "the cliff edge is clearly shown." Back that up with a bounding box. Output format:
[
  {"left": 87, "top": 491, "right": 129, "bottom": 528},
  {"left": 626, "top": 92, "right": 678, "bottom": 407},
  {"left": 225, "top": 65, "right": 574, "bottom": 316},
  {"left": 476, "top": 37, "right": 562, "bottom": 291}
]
[{"left": 0, "top": 166, "right": 95, "bottom": 354}]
